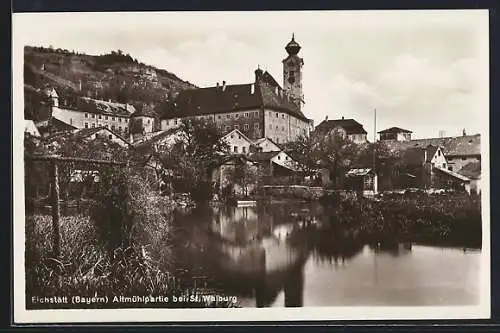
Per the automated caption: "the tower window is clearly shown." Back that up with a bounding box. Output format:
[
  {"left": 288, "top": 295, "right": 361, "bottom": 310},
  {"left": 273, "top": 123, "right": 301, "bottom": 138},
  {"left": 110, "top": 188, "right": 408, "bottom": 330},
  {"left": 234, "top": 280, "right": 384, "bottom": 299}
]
[
  {"left": 255, "top": 123, "right": 259, "bottom": 129},
  {"left": 244, "top": 124, "right": 249, "bottom": 130}
]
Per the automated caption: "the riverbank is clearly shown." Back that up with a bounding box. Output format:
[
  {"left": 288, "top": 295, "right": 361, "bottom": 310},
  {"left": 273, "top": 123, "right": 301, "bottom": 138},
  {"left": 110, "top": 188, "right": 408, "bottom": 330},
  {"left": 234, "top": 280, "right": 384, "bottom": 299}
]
[{"left": 318, "top": 191, "right": 481, "bottom": 248}]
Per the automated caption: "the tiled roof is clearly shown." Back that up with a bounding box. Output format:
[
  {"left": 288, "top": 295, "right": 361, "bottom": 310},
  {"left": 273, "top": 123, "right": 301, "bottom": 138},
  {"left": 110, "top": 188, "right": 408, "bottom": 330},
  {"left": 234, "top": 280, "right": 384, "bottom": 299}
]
[
  {"left": 249, "top": 151, "right": 280, "bottom": 162},
  {"left": 457, "top": 161, "right": 481, "bottom": 179},
  {"left": 159, "top": 72, "right": 308, "bottom": 121},
  {"left": 222, "top": 128, "right": 253, "bottom": 144},
  {"left": 315, "top": 119, "right": 368, "bottom": 135},
  {"left": 44, "top": 126, "right": 128, "bottom": 145},
  {"left": 77, "top": 97, "right": 135, "bottom": 117},
  {"left": 131, "top": 104, "right": 157, "bottom": 118},
  {"left": 384, "top": 134, "right": 481, "bottom": 157},
  {"left": 378, "top": 127, "right": 413, "bottom": 134},
  {"left": 403, "top": 147, "right": 426, "bottom": 166},
  {"left": 426, "top": 145, "right": 439, "bottom": 162}
]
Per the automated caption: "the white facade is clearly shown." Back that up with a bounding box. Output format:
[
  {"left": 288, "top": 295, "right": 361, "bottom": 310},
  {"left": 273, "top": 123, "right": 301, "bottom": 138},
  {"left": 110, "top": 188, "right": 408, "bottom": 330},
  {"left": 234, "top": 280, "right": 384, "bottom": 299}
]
[
  {"left": 222, "top": 129, "right": 253, "bottom": 155},
  {"left": 429, "top": 147, "right": 448, "bottom": 169},
  {"left": 263, "top": 109, "right": 309, "bottom": 144},
  {"left": 254, "top": 137, "right": 281, "bottom": 152},
  {"left": 24, "top": 119, "right": 40, "bottom": 137},
  {"left": 270, "top": 151, "right": 298, "bottom": 171}
]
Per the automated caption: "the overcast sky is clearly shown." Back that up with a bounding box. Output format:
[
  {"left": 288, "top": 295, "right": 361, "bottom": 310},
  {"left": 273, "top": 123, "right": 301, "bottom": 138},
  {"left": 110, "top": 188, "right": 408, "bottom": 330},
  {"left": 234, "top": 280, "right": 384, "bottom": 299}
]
[{"left": 14, "top": 10, "right": 489, "bottom": 139}]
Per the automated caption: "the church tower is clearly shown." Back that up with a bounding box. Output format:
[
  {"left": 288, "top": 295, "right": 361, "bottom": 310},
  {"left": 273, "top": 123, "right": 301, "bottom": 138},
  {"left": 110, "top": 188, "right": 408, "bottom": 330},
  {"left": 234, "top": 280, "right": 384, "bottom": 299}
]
[{"left": 282, "top": 33, "right": 304, "bottom": 110}]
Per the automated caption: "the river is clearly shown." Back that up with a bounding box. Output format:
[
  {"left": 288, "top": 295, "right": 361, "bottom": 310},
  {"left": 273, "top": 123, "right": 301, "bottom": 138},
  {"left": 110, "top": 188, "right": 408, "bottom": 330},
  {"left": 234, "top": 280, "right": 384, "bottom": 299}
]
[{"left": 169, "top": 202, "right": 480, "bottom": 307}]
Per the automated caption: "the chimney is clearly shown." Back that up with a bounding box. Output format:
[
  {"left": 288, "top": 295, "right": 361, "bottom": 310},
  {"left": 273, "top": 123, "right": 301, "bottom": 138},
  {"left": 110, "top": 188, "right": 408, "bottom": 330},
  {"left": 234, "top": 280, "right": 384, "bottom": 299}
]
[
  {"left": 79, "top": 79, "right": 82, "bottom": 91},
  {"left": 341, "top": 116, "right": 344, "bottom": 120},
  {"left": 222, "top": 81, "right": 227, "bottom": 91},
  {"left": 250, "top": 83, "right": 255, "bottom": 94},
  {"left": 463, "top": 128, "right": 466, "bottom": 136},
  {"left": 325, "top": 115, "right": 328, "bottom": 121},
  {"left": 216, "top": 82, "right": 220, "bottom": 89}
]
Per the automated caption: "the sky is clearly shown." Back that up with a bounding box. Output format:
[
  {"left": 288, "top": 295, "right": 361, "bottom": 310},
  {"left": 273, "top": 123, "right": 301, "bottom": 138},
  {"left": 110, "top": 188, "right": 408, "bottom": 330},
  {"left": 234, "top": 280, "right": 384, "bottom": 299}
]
[{"left": 13, "top": 10, "right": 489, "bottom": 140}]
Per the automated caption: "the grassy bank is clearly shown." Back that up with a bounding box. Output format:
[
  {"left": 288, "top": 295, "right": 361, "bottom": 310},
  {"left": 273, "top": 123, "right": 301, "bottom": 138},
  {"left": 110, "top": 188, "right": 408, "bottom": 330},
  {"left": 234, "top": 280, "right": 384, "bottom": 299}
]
[
  {"left": 25, "top": 168, "right": 239, "bottom": 309},
  {"left": 318, "top": 191, "right": 482, "bottom": 249}
]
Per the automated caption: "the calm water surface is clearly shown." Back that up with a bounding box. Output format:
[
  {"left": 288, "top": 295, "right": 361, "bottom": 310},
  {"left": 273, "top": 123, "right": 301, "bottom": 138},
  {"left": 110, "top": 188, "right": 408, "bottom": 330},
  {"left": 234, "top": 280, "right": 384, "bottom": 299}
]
[{"left": 171, "top": 202, "right": 480, "bottom": 307}]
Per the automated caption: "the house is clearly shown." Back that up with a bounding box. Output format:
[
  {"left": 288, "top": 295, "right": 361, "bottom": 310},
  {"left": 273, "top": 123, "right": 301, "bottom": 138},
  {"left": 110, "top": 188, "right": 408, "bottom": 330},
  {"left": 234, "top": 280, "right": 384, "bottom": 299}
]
[
  {"left": 345, "top": 168, "right": 378, "bottom": 196},
  {"left": 378, "top": 127, "right": 412, "bottom": 142},
  {"left": 129, "top": 104, "right": 157, "bottom": 139},
  {"left": 249, "top": 150, "right": 298, "bottom": 177},
  {"left": 314, "top": 116, "right": 368, "bottom": 144},
  {"left": 44, "top": 126, "right": 131, "bottom": 151},
  {"left": 457, "top": 161, "right": 482, "bottom": 194},
  {"left": 384, "top": 134, "right": 481, "bottom": 172},
  {"left": 40, "top": 87, "right": 136, "bottom": 137},
  {"left": 400, "top": 145, "right": 447, "bottom": 188},
  {"left": 252, "top": 137, "right": 281, "bottom": 153},
  {"left": 37, "top": 117, "right": 77, "bottom": 138},
  {"left": 159, "top": 35, "right": 313, "bottom": 144},
  {"left": 222, "top": 129, "right": 254, "bottom": 155},
  {"left": 24, "top": 119, "right": 40, "bottom": 137}
]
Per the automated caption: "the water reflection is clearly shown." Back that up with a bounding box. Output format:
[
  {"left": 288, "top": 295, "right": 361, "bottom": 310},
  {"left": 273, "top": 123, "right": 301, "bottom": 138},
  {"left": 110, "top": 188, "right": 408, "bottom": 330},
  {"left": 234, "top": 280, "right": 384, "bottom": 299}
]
[{"left": 171, "top": 203, "right": 480, "bottom": 307}]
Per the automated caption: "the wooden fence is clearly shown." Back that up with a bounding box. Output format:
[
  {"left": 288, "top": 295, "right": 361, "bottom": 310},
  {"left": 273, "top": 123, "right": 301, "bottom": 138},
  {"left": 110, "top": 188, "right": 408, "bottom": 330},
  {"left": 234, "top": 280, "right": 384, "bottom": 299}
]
[{"left": 25, "top": 154, "right": 127, "bottom": 259}]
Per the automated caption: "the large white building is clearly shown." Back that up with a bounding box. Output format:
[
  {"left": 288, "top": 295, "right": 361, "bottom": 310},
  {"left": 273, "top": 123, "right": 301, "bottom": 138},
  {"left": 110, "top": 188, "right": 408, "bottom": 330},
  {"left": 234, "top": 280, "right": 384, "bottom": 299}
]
[{"left": 159, "top": 35, "right": 314, "bottom": 145}]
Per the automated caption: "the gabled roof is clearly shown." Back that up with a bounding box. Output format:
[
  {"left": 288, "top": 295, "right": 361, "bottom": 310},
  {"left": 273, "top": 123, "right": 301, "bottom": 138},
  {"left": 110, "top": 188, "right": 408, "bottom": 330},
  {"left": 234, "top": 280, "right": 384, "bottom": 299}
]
[
  {"left": 434, "top": 166, "right": 470, "bottom": 182},
  {"left": 78, "top": 97, "right": 134, "bottom": 117},
  {"left": 378, "top": 127, "right": 413, "bottom": 134},
  {"left": 44, "top": 126, "right": 129, "bottom": 146},
  {"left": 315, "top": 119, "right": 368, "bottom": 135},
  {"left": 131, "top": 104, "right": 156, "bottom": 118},
  {"left": 425, "top": 145, "right": 439, "bottom": 162},
  {"left": 252, "top": 137, "right": 282, "bottom": 151},
  {"left": 132, "top": 128, "right": 183, "bottom": 149},
  {"left": 160, "top": 71, "right": 308, "bottom": 121},
  {"left": 384, "top": 134, "right": 481, "bottom": 157},
  {"left": 457, "top": 161, "right": 481, "bottom": 179},
  {"left": 222, "top": 128, "right": 253, "bottom": 144}
]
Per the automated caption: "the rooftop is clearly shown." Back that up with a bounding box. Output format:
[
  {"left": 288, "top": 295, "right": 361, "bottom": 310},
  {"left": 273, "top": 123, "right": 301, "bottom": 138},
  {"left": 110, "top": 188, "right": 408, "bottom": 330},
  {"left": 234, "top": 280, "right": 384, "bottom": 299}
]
[
  {"left": 457, "top": 161, "right": 481, "bottom": 179},
  {"left": 315, "top": 118, "right": 368, "bottom": 135},
  {"left": 378, "top": 127, "right": 413, "bottom": 134},
  {"left": 159, "top": 71, "right": 308, "bottom": 121},
  {"left": 384, "top": 134, "right": 481, "bottom": 157}
]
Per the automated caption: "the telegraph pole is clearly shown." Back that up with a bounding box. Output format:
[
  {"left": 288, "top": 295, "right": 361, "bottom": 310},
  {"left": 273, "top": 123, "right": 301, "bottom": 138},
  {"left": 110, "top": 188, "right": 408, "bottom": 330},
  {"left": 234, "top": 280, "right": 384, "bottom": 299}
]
[{"left": 373, "top": 109, "right": 378, "bottom": 194}]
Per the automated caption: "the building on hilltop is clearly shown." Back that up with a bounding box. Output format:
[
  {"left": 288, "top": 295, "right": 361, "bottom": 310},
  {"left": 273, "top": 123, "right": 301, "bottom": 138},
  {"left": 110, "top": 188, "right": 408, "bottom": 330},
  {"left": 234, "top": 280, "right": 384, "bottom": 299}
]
[
  {"left": 378, "top": 127, "right": 412, "bottom": 142},
  {"left": 37, "top": 86, "right": 136, "bottom": 138},
  {"left": 314, "top": 116, "right": 368, "bottom": 144},
  {"left": 159, "top": 35, "right": 314, "bottom": 145}
]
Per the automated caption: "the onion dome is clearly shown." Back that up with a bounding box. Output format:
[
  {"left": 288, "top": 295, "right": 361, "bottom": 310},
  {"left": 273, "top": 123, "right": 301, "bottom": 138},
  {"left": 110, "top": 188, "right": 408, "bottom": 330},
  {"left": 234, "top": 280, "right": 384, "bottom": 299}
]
[{"left": 285, "top": 33, "right": 301, "bottom": 56}]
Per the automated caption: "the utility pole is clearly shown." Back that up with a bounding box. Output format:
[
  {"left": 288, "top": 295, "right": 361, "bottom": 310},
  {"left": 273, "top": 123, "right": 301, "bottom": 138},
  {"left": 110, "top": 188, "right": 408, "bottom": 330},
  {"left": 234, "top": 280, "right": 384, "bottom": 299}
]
[{"left": 373, "top": 109, "right": 378, "bottom": 194}]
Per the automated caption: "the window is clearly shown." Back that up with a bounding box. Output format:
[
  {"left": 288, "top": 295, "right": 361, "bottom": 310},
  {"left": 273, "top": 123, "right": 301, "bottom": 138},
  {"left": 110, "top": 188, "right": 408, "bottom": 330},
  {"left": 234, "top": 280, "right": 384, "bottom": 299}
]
[
  {"left": 225, "top": 126, "right": 230, "bottom": 131},
  {"left": 147, "top": 119, "right": 151, "bottom": 124},
  {"left": 174, "top": 119, "right": 178, "bottom": 125},
  {"left": 234, "top": 125, "right": 239, "bottom": 130},
  {"left": 111, "top": 125, "right": 115, "bottom": 131},
  {"left": 255, "top": 123, "right": 259, "bottom": 129},
  {"left": 245, "top": 112, "right": 249, "bottom": 117},
  {"left": 242, "top": 146, "right": 246, "bottom": 153},
  {"left": 234, "top": 146, "right": 238, "bottom": 153},
  {"left": 276, "top": 113, "right": 278, "bottom": 118},
  {"left": 282, "top": 114, "right": 285, "bottom": 119},
  {"left": 230, "top": 134, "right": 234, "bottom": 139},
  {"left": 244, "top": 124, "right": 249, "bottom": 130},
  {"left": 276, "top": 125, "right": 279, "bottom": 129},
  {"left": 85, "top": 113, "right": 88, "bottom": 118},
  {"left": 235, "top": 113, "right": 239, "bottom": 118},
  {"left": 99, "top": 115, "right": 102, "bottom": 119},
  {"left": 119, "top": 118, "right": 122, "bottom": 122},
  {"left": 119, "top": 126, "right": 122, "bottom": 132},
  {"left": 105, "top": 116, "right": 108, "bottom": 120},
  {"left": 442, "top": 163, "right": 446, "bottom": 168},
  {"left": 112, "top": 117, "right": 115, "bottom": 121},
  {"left": 92, "top": 114, "right": 95, "bottom": 118},
  {"left": 91, "top": 123, "right": 95, "bottom": 128},
  {"left": 218, "top": 115, "right": 221, "bottom": 119},
  {"left": 438, "top": 150, "right": 441, "bottom": 156},
  {"left": 108, "top": 135, "right": 112, "bottom": 139},
  {"left": 227, "top": 114, "right": 231, "bottom": 119},
  {"left": 84, "top": 123, "right": 88, "bottom": 128},
  {"left": 278, "top": 155, "right": 281, "bottom": 160}
]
